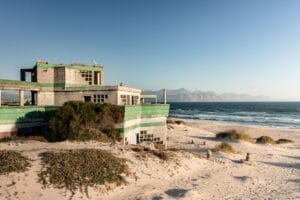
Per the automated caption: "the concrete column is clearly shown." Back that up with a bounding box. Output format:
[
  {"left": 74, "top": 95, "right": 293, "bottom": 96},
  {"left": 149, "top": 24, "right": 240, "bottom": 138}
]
[
  {"left": 163, "top": 88, "right": 167, "bottom": 104},
  {"left": 19, "top": 90, "right": 24, "bottom": 106},
  {"left": 0, "top": 90, "right": 2, "bottom": 107},
  {"left": 97, "top": 72, "right": 101, "bottom": 85}
]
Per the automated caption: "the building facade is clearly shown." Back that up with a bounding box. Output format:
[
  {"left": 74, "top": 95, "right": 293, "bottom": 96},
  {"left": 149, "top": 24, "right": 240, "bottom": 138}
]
[{"left": 0, "top": 61, "right": 169, "bottom": 145}]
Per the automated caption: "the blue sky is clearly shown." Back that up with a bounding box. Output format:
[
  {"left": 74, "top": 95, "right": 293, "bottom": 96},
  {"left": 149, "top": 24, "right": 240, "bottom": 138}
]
[{"left": 0, "top": 0, "right": 299, "bottom": 100}]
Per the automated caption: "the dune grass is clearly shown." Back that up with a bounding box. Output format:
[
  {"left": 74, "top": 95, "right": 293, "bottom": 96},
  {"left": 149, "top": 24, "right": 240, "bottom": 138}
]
[
  {"left": 167, "top": 119, "right": 186, "bottom": 125},
  {"left": 38, "top": 149, "right": 128, "bottom": 198},
  {"left": 213, "top": 142, "right": 235, "bottom": 153},
  {"left": 131, "top": 146, "right": 173, "bottom": 161},
  {"left": 256, "top": 136, "right": 275, "bottom": 144},
  {"left": 276, "top": 138, "right": 293, "bottom": 144},
  {"left": 0, "top": 150, "right": 31, "bottom": 175},
  {"left": 216, "top": 129, "right": 252, "bottom": 142}
]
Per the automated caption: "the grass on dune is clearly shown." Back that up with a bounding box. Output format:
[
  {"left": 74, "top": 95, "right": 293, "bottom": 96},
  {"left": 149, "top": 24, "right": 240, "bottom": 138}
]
[
  {"left": 216, "top": 129, "right": 252, "bottom": 142},
  {"left": 0, "top": 150, "right": 31, "bottom": 175},
  {"left": 276, "top": 138, "right": 293, "bottom": 144},
  {"left": 256, "top": 136, "right": 275, "bottom": 144},
  {"left": 38, "top": 149, "right": 128, "bottom": 198},
  {"left": 213, "top": 142, "right": 235, "bottom": 153}
]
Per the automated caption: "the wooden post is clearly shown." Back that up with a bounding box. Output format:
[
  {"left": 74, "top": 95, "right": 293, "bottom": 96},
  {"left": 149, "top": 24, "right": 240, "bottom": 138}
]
[
  {"left": 0, "top": 90, "right": 1, "bottom": 107},
  {"left": 246, "top": 153, "right": 250, "bottom": 161},
  {"left": 207, "top": 149, "right": 212, "bottom": 159}
]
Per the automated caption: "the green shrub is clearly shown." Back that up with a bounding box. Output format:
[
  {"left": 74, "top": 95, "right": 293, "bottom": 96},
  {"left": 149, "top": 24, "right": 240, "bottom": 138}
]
[
  {"left": 256, "top": 136, "right": 275, "bottom": 144},
  {"left": 276, "top": 138, "right": 293, "bottom": 144},
  {"left": 0, "top": 150, "right": 31, "bottom": 175},
  {"left": 214, "top": 142, "right": 235, "bottom": 153},
  {"left": 38, "top": 149, "right": 128, "bottom": 197},
  {"left": 49, "top": 101, "right": 124, "bottom": 142},
  {"left": 216, "top": 129, "right": 252, "bottom": 142}
]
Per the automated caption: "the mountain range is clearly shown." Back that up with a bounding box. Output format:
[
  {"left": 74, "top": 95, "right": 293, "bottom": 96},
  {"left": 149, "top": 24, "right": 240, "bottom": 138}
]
[{"left": 142, "top": 88, "right": 272, "bottom": 102}]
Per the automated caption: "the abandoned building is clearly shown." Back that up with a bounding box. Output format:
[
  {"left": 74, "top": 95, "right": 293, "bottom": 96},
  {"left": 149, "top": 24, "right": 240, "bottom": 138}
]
[{"left": 0, "top": 61, "right": 169, "bottom": 144}]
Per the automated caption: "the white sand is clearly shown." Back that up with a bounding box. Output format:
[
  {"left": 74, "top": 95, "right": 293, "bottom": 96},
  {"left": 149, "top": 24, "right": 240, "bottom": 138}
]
[{"left": 0, "top": 120, "right": 299, "bottom": 200}]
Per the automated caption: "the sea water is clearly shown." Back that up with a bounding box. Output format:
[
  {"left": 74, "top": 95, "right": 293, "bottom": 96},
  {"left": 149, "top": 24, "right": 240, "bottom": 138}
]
[{"left": 169, "top": 102, "right": 300, "bottom": 129}]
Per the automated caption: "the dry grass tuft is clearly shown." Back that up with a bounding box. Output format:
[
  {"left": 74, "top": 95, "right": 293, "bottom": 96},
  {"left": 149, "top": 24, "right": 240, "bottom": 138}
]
[
  {"left": 0, "top": 150, "right": 31, "bottom": 175},
  {"left": 213, "top": 142, "right": 235, "bottom": 153},
  {"left": 256, "top": 136, "right": 275, "bottom": 144},
  {"left": 131, "top": 146, "right": 173, "bottom": 161},
  {"left": 216, "top": 129, "right": 252, "bottom": 142},
  {"left": 167, "top": 119, "right": 185, "bottom": 125},
  {"left": 276, "top": 138, "right": 293, "bottom": 144},
  {"left": 38, "top": 149, "right": 128, "bottom": 198}
]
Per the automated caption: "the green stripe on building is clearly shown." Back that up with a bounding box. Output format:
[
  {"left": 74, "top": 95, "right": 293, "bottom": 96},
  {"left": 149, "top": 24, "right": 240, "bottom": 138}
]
[
  {"left": 0, "top": 107, "right": 57, "bottom": 124},
  {"left": 120, "top": 122, "right": 166, "bottom": 132},
  {"left": 124, "top": 104, "right": 169, "bottom": 121}
]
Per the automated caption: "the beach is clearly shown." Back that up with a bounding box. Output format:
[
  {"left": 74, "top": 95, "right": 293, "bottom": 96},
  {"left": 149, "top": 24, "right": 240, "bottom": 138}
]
[{"left": 0, "top": 119, "right": 299, "bottom": 200}]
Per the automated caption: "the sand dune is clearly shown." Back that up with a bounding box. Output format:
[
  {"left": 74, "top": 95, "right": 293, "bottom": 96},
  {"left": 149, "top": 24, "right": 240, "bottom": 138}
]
[{"left": 0, "top": 120, "right": 299, "bottom": 200}]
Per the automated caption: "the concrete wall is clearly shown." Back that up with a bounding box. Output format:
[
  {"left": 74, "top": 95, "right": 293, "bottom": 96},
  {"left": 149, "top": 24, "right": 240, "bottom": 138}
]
[
  {"left": 0, "top": 106, "right": 57, "bottom": 138},
  {"left": 37, "top": 92, "right": 55, "bottom": 106},
  {"left": 123, "top": 104, "right": 170, "bottom": 145},
  {"left": 37, "top": 68, "right": 56, "bottom": 83}
]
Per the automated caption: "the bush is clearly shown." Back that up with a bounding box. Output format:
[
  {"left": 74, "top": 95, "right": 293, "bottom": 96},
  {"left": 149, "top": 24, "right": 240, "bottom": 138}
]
[
  {"left": 0, "top": 150, "right": 31, "bottom": 175},
  {"left": 214, "top": 142, "right": 235, "bottom": 153},
  {"left": 276, "top": 138, "right": 293, "bottom": 144},
  {"left": 38, "top": 149, "right": 128, "bottom": 197},
  {"left": 216, "top": 129, "right": 252, "bottom": 142},
  {"left": 49, "top": 101, "right": 124, "bottom": 142},
  {"left": 256, "top": 136, "right": 275, "bottom": 144}
]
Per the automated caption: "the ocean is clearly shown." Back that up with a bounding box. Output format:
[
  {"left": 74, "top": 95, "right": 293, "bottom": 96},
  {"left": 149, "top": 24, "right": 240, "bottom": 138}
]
[{"left": 169, "top": 102, "right": 300, "bottom": 129}]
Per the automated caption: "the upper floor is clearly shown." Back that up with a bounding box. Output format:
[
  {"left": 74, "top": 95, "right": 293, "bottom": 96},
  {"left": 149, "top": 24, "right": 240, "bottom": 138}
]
[{"left": 20, "top": 61, "right": 104, "bottom": 87}]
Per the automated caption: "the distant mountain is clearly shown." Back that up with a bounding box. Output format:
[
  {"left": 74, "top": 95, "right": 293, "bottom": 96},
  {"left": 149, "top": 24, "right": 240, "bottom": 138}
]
[{"left": 142, "top": 88, "right": 272, "bottom": 102}]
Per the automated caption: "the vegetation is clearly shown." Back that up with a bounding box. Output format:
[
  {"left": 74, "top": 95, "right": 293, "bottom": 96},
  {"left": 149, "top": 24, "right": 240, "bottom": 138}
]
[
  {"left": 0, "top": 150, "right": 31, "bottom": 175},
  {"left": 167, "top": 119, "right": 185, "bottom": 125},
  {"left": 276, "top": 138, "right": 293, "bottom": 144},
  {"left": 213, "top": 142, "right": 235, "bottom": 153},
  {"left": 216, "top": 129, "right": 252, "bottom": 142},
  {"left": 38, "top": 149, "right": 128, "bottom": 197},
  {"left": 131, "top": 146, "right": 172, "bottom": 161},
  {"left": 256, "top": 136, "right": 275, "bottom": 144},
  {"left": 49, "top": 101, "right": 124, "bottom": 142}
]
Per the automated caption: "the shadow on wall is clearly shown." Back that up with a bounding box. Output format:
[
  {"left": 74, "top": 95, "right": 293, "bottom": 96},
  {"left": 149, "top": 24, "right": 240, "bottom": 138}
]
[{"left": 14, "top": 108, "right": 57, "bottom": 140}]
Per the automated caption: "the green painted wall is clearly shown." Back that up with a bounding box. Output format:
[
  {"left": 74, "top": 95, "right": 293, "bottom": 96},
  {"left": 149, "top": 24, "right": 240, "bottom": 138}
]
[
  {"left": 0, "top": 106, "right": 57, "bottom": 125},
  {"left": 124, "top": 104, "right": 169, "bottom": 121}
]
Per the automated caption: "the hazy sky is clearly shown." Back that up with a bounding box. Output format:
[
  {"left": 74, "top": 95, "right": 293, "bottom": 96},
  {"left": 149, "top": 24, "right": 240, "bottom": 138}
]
[{"left": 0, "top": 0, "right": 299, "bottom": 100}]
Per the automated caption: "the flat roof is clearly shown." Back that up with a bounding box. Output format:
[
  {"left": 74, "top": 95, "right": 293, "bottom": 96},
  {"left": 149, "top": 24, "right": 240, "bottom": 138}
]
[
  {"left": 0, "top": 79, "right": 41, "bottom": 91},
  {"left": 35, "top": 61, "right": 104, "bottom": 72}
]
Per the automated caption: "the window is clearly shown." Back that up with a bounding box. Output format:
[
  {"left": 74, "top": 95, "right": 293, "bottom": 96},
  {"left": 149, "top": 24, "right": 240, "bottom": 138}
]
[
  {"left": 133, "top": 96, "right": 139, "bottom": 105},
  {"left": 139, "top": 131, "right": 155, "bottom": 143},
  {"left": 84, "top": 96, "right": 91, "bottom": 102},
  {"left": 93, "top": 94, "right": 107, "bottom": 103},
  {"left": 120, "top": 95, "right": 127, "bottom": 104},
  {"left": 80, "top": 70, "right": 93, "bottom": 85}
]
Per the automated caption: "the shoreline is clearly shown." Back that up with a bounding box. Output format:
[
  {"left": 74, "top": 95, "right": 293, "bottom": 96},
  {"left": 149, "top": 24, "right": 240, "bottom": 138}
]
[{"left": 169, "top": 117, "right": 300, "bottom": 132}]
